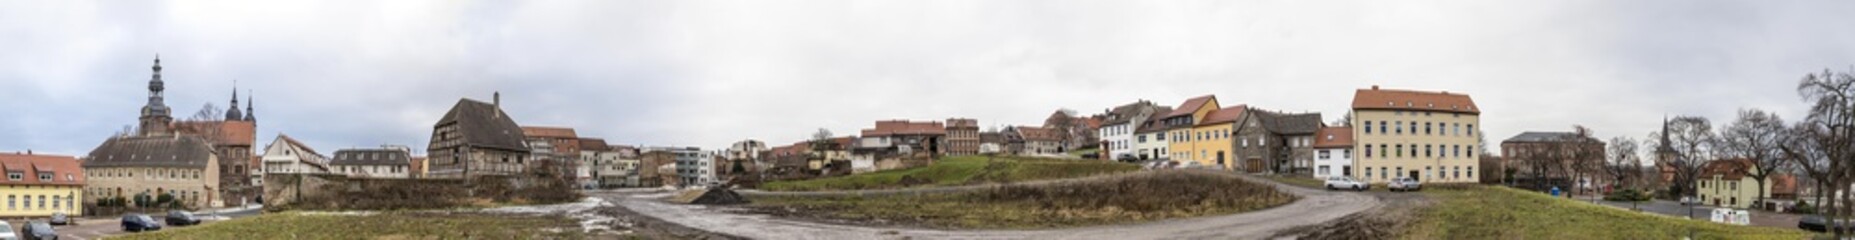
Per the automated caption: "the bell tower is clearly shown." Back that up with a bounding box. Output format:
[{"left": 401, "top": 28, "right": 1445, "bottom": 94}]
[{"left": 138, "top": 55, "right": 174, "bottom": 136}]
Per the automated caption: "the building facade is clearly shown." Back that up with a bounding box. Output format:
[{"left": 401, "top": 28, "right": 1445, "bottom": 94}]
[
  {"left": 1097, "top": 101, "right": 1167, "bottom": 161},
  {"left": 1190, "top": 106, "right": 1246, "bottom": 169},
  {"left": 1162, "top": 95, "right": 1219, "bottom": 166},
  {"left": 329, "top": 147, "right": 413, "bottom": 179},
  {"left": 1006, "top": 126, "right": 1063, "bottom": 155},
  {"left": 943, "top": 118, "right": 980, "bottom": 156},
  {"left": 427, "top": 93, "right": 532, "bottom": 179},
  {"left": 84, "top": 56, "right": 241, "bottom": 208},
  {"left": 0, "top": 153, "right": 84, "bottom": 217},
  {"left": 1350, "top": 86, "right": 1482, "bottom": 184},
  {"left": 1132, "top": 117, "right": 1170, "bottom": 161},
  {"left": 1313, "top": 127, "right": 1355, "bottom": 178},
  {"left": 259, "top": 134, "right": 330, "bottom": 175},
  {"left": 1234, "top": 110, "right": 1323, "bottom": 174},
  {"left": 1501, "top": 131, "right": 1606, "bottom": 188},
  {"left": 1696, "top": 159, "right": 1795, "bottom": 209}
]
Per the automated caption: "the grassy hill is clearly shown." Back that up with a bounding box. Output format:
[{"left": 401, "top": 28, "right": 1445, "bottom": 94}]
[
  {"left": 759, "top": 155, "right": 1139, "bottom": 191},
  {"left": 1404, "top": 186, "right": 1815, "bottom": 239},
  {"left": 749, "top": 171, "right": 1295, "bottom": 229}
]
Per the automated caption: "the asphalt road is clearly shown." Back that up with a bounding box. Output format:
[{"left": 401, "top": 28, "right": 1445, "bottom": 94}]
[
  {"left": 57, "top": 206, "right": 264, "bottom": 240},
  {"left": 599, "top": 171, "right": 1379, "bottom": 240},
  {"left": 1592, "top": 199, "right": 1803, "bottom": 229}
]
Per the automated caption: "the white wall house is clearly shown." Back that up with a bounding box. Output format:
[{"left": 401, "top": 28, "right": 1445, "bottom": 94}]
[
  {"left": 259, "top": 134, "right": 330, "bottom": 175},
  {"left": 1133, "top": 119, "right": 1170, "bottom": 161},
  {"left": 1312, "top": 127, "right": 1354, "bottom": 178},
  {"left": 329, "top": 147, "right": 412, "bottom": 179}
]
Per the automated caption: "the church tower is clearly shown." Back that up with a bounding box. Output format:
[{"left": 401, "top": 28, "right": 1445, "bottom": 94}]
[
  {"left": 138, "top": 55, "right": 174, "bottom": 136},
  {"left": 225, "top": 80, "right": 244, "bottom": 121},
  {"left": 244, "top": 90, "right": 256, "bottom": 122}
]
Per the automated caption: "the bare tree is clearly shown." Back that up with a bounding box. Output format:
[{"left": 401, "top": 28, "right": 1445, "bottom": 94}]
[
  {"left": 1606, "top": 136, "right": 1643, "bottom": 189},
  {"left": 1792, "top": 68, "right": 1855, "bottom": 237},
  {"left": 1331, "top": 111, "right": 1353, "bottom": 127},
  {"left": 1650, "top": 116, "right": 1718, "bottom": 200},
  {"left": 1720, "top": 108, "right": 1789, "bottom": 208}
]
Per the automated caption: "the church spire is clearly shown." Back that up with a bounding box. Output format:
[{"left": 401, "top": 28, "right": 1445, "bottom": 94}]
[
  {"left": 225, "top": 79, "right": 244, "bottom": 121},
  {"left": 244, "top": 89, "right": 256, "bottom": 122},
  {"left": 139, "top": 54, "right": 174, "bottom": 136}
]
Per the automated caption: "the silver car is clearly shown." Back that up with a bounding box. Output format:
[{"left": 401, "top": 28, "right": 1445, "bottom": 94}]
[{"left": 1389, "top": 177, "right": 1422, "bottom": 192}]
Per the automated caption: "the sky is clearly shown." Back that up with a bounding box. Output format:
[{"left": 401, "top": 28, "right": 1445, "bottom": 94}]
[{"left": 2, "top": 0, "right": 1852, "bottom": 157}]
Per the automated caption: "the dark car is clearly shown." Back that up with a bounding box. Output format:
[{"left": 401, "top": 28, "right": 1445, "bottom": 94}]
[
  {"left": 165, "top": 210, "right": 201, "bottom": 226},
  {"left": 47, "top": 213, "right": 67, "bottom": 226},
  {"left": 1800, "top": 215, "right": 1854, "bottom": 232},
  {"left": 121, "top": 214, "right": 161, "bottom": 232},
  {"left": 20, "top": 221, "right": 54, "bottom": 240}
]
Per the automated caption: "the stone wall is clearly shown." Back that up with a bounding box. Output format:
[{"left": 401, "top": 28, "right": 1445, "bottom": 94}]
[{"left": 264, "top": 173, "right": 579, "bottom": 211}]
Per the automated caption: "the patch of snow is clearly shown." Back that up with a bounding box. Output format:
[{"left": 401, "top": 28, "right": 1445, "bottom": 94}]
[{"left": 482, "top": 197, "right": 621, "bottom": 234}]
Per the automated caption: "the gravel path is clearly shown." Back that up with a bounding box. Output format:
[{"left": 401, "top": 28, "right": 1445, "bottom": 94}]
[{"left": 596, "top": 171, "right": 1380, "bottom": 240}]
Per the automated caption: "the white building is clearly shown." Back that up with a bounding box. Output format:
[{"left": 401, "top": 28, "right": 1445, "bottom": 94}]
[
  {"left": 259, "top": 134, "right": 330, "bottom": 175},
  {"left": 1312, "top": 127, "right": 1355, "bottom": 178},
  {"left": 1097, "top": 101, "right": 1167, "bottom": 161},
  {"left": 1132, "top": 118, "right": 1171, "bottom": 161},
  {"left": 647, "top": 147, "right": 714, "bottom": 188},
  {"left": 329, "top": 147, "right": 413, "bottom": 179}
]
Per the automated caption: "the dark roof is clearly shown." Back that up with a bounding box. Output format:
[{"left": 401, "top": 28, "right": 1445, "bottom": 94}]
[
  {"left": 330, "top": 148, "right": 412, "bottom": 166},
  {"left": 436, "top": 98, "right": 528, "bottom": 151},
  {"left": 578, "top": 138, "right": 611, "bottom": 151},
  {"left": 1164, "top": 95, "right": 1217, "bottom": 118},
  {"left": 1134, "top": 107, "right": 1174, "bottom": 134},
  {"left": 1257, "top": 111, "right": 1324, "bottom": 135},
  {"left": 84, "top": 136, "right": 217, "bottom": 168},
  {"left": 1503, "top": 132, "right": 1582, "bottom": 143}
]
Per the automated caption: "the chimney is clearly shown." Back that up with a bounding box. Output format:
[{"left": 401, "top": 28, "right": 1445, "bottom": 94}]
[
  {"left": 1371, "top": 85, "right": 1380, "bottom": 90},
  {"left": 493, "top": 91, "right": 502, "bottom": 119}
]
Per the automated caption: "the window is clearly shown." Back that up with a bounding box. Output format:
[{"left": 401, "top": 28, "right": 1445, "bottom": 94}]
[
  {"left": 1425, "top": 145, "right": 1432, "bottom": 158},
  {"left": 1468, "top": 167, "right": 1474, "bottom": 178},
  {"left": 1425, "top": 122, "right": 1432, "bottom": 135},
  {"left": 1468, "top": 147, "right": 1476, "bottom": 158},
  {"left": 1380, "top": 144, "right": 1387, "bottom": 158},
  {"left": 1365, "top": 145, "right": 1373, "bottom": 159},
  {"left": 5, "top": 172, "right": 18, "bottom": 181},
  {"left": 1366, "top": 168, "right": 1373, "bottom": 178},
  {"left": 1467, "top": 124, "right": 1475, "bottom": 136},
  {"left": 36, "top": 172, "right": 50, "bottom": 182},
  {"left": 1395, "top": 121, "right": 1403, "bottom": 134},
  {"left": 1379, "top": 121, "right": 1387, "bottom": 134},
  {"left": 1395, "top": 145, "right": 1403, "bottom": 157},
  {"left": 1319, "top": 150, "right": 1331, "bottom": 160},
  {"left": 1344, "top": 149, "right": 1353, "bottom": 159},
  {"left": 1365, "top": 122, "right": 1373, "bottom": 134},
  {"left": 1319, "top": 166, "right": 1330, "bottom": 175}
]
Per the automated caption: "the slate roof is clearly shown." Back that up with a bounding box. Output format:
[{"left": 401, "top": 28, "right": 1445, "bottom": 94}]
[
  {"left": 0, "top": 153, "right": 86, "bottom": 186},
  {"left": 330, "top": 148, "right": 412, "bottom": 166},
  {"left": 1352, "top": 87, "right": 1479, "bottom": 114},
  {"left": 1503, "top": 132, "right": 1581, "bottom": 143},
  {"left": 84, "top": 135, "right": 217, "bottom": 168},
  {"left": 1164, "top": 95, "right": 1217, "bottom": 118},
  {"left": 1134, "top": 107, "right": 1175, "bottom": 134},
  {"left": 1313, "top": 127, "right": 1354, "bottom": 148},
  {"left": 1257, "top": 111, "right": 1324, "bottom": 135},
  {"left": 436, "top": 98, "right": 529, "bottom": 151}
]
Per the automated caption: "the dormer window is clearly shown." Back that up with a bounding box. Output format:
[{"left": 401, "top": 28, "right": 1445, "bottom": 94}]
[
  {"left": 37, "top": 173, "right": 51, "bottom": 182},
  {"left": 5, "top": 172, "right": 20, "bottom": 181}
]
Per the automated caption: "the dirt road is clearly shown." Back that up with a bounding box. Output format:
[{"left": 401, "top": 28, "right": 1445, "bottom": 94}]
[{"left": 595, "top": 172, "right": 1379, "bottom": 240}]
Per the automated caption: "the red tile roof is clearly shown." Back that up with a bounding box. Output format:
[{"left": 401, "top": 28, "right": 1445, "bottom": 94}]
[
  {"left": 521, "top": 126, "right": 579, "bottom": 139},
  {"left": 1197, "top": 105, "right": 1248, "bottom": 126},
  {"left": 1351, "top": 86, "right": 1479, "bottom": 114},
  {"left": 0, "top": 153, "right": 85, "bottom": 186},
  {"left": 861, "top": 120, "right": 946, "bottom": 137},
  {"left": 1313, "top": 127, "right": 1355, "bottom": 148},
  {"left": 172, "top": 120, "right": 257, "bottom": 146},
  {"left": 1702, "top": 158, "right": 1754, "bottom": 180},
  {"left": 946, "top": 118, "right": 979, "bottom": 128},
  {"left": 1015, "top": 126, "right": 1062, "bottom": 141},
  {"left": 1164, "top": 95, "right": 1217, "bottom": 118},
  {"left": 1772, "top": 173, "right": 1799, "bottom": 196}
]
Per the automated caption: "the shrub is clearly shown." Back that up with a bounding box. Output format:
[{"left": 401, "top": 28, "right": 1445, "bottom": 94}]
[{"left": 1603, "top": 189, "right": 1653, "bottom": 202}]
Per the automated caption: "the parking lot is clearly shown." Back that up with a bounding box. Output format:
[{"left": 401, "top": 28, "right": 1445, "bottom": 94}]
[{"left": 46, "top": 206, "right": 262, "bottom": 240}]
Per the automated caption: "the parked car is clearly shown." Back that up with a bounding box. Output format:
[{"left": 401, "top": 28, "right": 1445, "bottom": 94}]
[
  {"left": 1389, "top": 177, "right": 1423, "bottom": 192},
  {"left": 19, "top": 221, "right": 53, "bottom": 240},
  {"left": 47, "top": 213, "right": 67, "bottom": 226},
  {"left": 165, "top": 210, "right": 201, "bottom": 226},
  {"left": 1799, "top": 215, "right": 1855, "bottom": 232},
  {"left": 121, "top": 214, "right": 161, "bottom": 232},
  {"left": 1324, "top": 176, "right": 1368, "bottom": 191},
  {"left": 0, "top": 221, "right": 16, "bottom": 240}
]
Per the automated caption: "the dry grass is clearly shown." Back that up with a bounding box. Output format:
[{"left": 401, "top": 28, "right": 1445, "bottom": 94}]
[
  {"left": 1401, "top": 186, "right": 1816, "bottom": 240},
  {"left": 760, "top": 155, "right": 1139, "bottom": 191},
  {"left": 107, "top": 211, "right": 595, "bottom": 240},
  {"left": 748, "top": 171, "right": 1296, "bottom": 229}
]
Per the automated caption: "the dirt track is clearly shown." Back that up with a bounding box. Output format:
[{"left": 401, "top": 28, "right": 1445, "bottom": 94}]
[{"left": 593, "top": 171, "right": 1380, "bottom": 240}]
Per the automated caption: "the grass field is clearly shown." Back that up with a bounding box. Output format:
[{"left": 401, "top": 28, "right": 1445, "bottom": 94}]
[
  {"left": 108, "top": 212, "right": 595, "bottom": 240},
  {"left": 759, "top": 155, "right": 1139, "bottom": 191},
  {"left": 748, "top": 171, "right": 1296, "bottom": 229},
  {"left": 1403, "top": 186, "right": 1816, "bottom": 239}
]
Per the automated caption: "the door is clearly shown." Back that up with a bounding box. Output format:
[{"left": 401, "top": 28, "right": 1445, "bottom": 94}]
[
  {"left": 1246, "top": 158, "right": 1264, "bottom": 173},
  {"left": 1216, "top": 151, "right": 1226, "bottom": 167},
  {"left": 1409, "top": 171, "right": 1421, "bottom": 182}
]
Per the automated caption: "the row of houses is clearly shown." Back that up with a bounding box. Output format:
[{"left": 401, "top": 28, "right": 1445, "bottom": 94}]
[{"left": 1090, "top": 86, "right": 1482, "bottom": 184}]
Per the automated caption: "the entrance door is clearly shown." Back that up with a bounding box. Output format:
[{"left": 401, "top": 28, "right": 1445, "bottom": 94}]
[
  {"left": 1409, "top": 170, "right": 1421, "bottom": 181},
  {"left": 1216, "top": 151, "right": 1226, "bottom": 167},
  {"left": 1246, "top": 158, "right": 1264, "bottom": 173}
]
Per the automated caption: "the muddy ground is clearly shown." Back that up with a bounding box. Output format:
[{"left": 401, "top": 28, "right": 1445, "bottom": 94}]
[{"left": 1272, "top": 189, "right": 1436, "bottom": 240}]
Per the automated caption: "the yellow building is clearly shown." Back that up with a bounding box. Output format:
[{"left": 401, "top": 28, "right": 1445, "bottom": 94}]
[
  {"left": 1350, "top": 86, "right": 1482, "bottom": 184},
  {"left": 1189, "top": 106, "right": 1247, "bottom": 169},
  {"left": 1161, "top": 95, "right": 1219, "bottom": 166},
  {"left": 1697, "top": 159, "right": 1794, "bottom": 209},
  {"left": 0, "top": 153, "right": 85, "bottom": 217}
]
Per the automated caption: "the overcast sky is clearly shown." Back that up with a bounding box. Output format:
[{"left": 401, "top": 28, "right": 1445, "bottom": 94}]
[{"left": 3, "top": 1, "right": 1851, "bottom": 157}]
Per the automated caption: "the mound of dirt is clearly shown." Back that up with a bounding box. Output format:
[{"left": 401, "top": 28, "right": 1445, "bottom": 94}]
[{"left": 670, "top": 188, "right": 751, "bottom": 205}]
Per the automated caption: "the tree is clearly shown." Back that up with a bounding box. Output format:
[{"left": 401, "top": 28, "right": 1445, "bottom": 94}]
[
  {"left": 1720, "top": 108, "right": 1789, "bottom": 208},
  {"left": 810, "top": 128, "right": 837, "bottom": 151},
  {"left": 1331, "top": 111, "right": 1353, "bottom": 127},
  {"left": 1650, "top": 116, "right": 1718, "bottom": 200},
  {"left": 1561, "top": 125, "right": 1605, "bottom": 199},
  {"left": 1791, "top": 68, "right": 1855, "bottom": 237},
  {"left": 1606, "top": 136, "right": 1644, "bottom": 202}
]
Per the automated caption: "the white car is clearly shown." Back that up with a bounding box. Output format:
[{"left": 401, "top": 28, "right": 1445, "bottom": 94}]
[
  {"left": 1389, "top": 177, "right": 1422, "bottom": 192},
  {"left": 0, "top": 220, "right": 16, "bottom": 240},
  {"left": 1324, "top": 176, "right": 1368, "bottom": 191}
]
